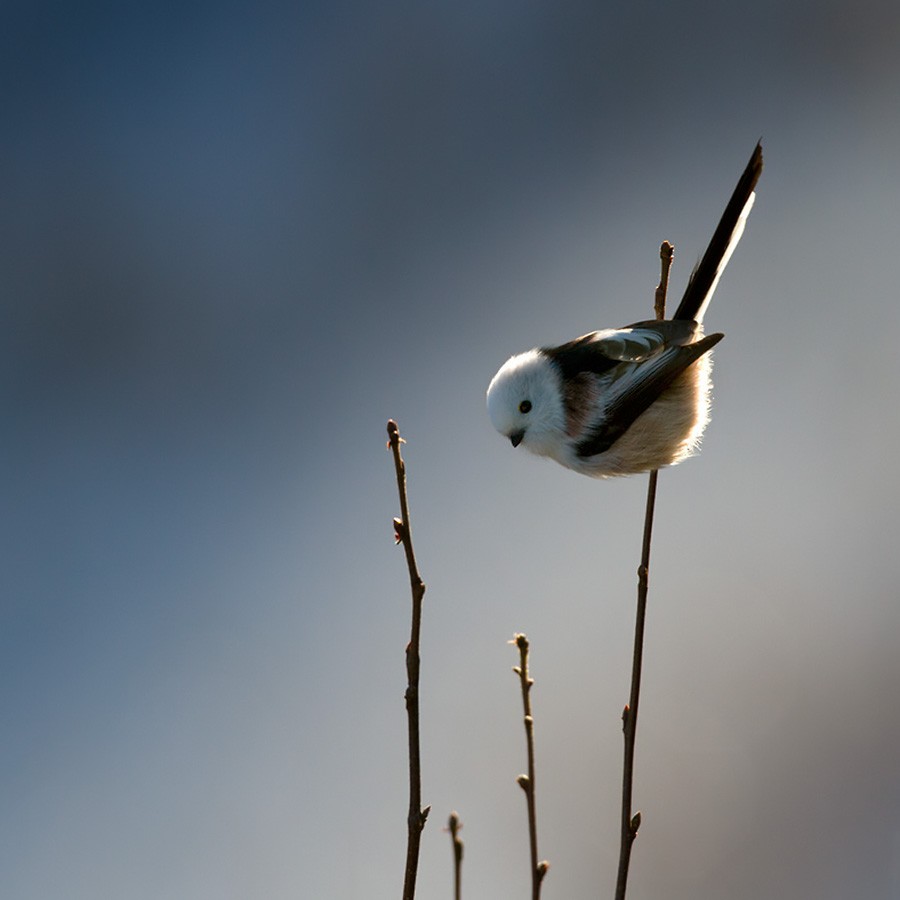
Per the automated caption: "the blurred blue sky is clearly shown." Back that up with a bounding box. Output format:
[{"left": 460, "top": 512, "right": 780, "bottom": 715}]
[{"left": 4, "top": 1, "right": 900, "bottom": 897}]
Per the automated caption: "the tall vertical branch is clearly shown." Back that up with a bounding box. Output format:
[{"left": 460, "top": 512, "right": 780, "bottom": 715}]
[
  {"left": 614, "top": 241, "right": 673, "bottom": 900},
  {"left": 512, "top": 633, "right": 549, "bottom": 900},
  {"left": 387, "top": 420, "right": 431, "bottom": 900}
]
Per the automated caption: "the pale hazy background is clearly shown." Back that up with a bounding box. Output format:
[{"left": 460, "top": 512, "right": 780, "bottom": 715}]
[{"left": 4, "top": 2, "right": 900, "bottom": 898}]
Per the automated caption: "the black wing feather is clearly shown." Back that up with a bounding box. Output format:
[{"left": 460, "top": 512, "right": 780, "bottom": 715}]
[{"left": 542, "top": 321, "right": 698, "bottom": 380}]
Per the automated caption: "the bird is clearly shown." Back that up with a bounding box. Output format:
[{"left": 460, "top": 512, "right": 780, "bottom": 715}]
[{"left": 486, "top": 143, "right": 762, "bottom": 478}]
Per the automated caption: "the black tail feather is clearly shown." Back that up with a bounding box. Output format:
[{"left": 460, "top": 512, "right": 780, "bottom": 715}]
[{"left": 673, "top": 143, "right": 763, "bottom": 322}]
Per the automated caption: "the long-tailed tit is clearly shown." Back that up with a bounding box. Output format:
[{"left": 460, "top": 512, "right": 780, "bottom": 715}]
[{"left": 487, "top": 143, "right": 762, "bottom": 477}]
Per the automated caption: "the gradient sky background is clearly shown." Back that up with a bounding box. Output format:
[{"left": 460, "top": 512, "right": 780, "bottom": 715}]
[{"left": 5, "top": 1, "right": 900, "bottom": 898}]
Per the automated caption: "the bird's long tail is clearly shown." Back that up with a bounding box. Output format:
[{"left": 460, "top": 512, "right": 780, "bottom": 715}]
[{"left": 673, "top": 143, "right": 763, "bottom": 323}]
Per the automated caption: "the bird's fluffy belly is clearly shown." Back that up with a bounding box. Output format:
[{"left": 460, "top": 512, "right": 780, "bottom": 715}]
[{"left": 562, "top": 353, "right": 714, "bottom": 477}]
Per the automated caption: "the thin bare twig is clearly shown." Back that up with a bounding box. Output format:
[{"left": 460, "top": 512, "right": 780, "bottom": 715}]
[
  {"left": 447, "top": 811, "right": 464, "bottom": 900},
  {"left": 614, "top": 242, "right": 673, "bottom": 900},
  {"left": 387, "top": 420, "right": 431, "bottom": 900},
  {"left": 512, "top": 633, "right": 549, "bottom": 900}
]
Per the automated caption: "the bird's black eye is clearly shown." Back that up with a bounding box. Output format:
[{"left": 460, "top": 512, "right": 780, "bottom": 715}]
[{"left": 519, "top": 400, "right": 532, "bottom": 414}]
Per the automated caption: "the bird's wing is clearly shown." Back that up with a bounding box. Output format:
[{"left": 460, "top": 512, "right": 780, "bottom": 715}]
[
  {"left": 575, "top": 332, "right": 723, "bottom": 458},
  {"left": 543, "top": 321, "right": 698, "bottom": 378}
]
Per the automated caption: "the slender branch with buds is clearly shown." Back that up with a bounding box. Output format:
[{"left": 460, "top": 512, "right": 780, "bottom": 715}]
[
  {"left": 387, "top": 420, "right": 431, "bottom": 900},
  {"left": 512, "top": 633, "right": 549, "bottom": 899}
]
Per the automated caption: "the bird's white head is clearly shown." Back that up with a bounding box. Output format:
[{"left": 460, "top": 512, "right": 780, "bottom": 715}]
[{"left": 486, "top": 349, "right": 567, "bottom": 459}]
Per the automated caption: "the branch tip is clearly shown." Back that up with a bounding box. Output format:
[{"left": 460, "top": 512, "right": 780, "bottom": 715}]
[{"left": 386, "top": 419, "right": 407, "bottom": 448}]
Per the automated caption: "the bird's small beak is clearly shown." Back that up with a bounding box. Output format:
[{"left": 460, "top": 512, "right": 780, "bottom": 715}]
[{"left": 509, "top": 430, "right": 525, "bottom": 448}]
